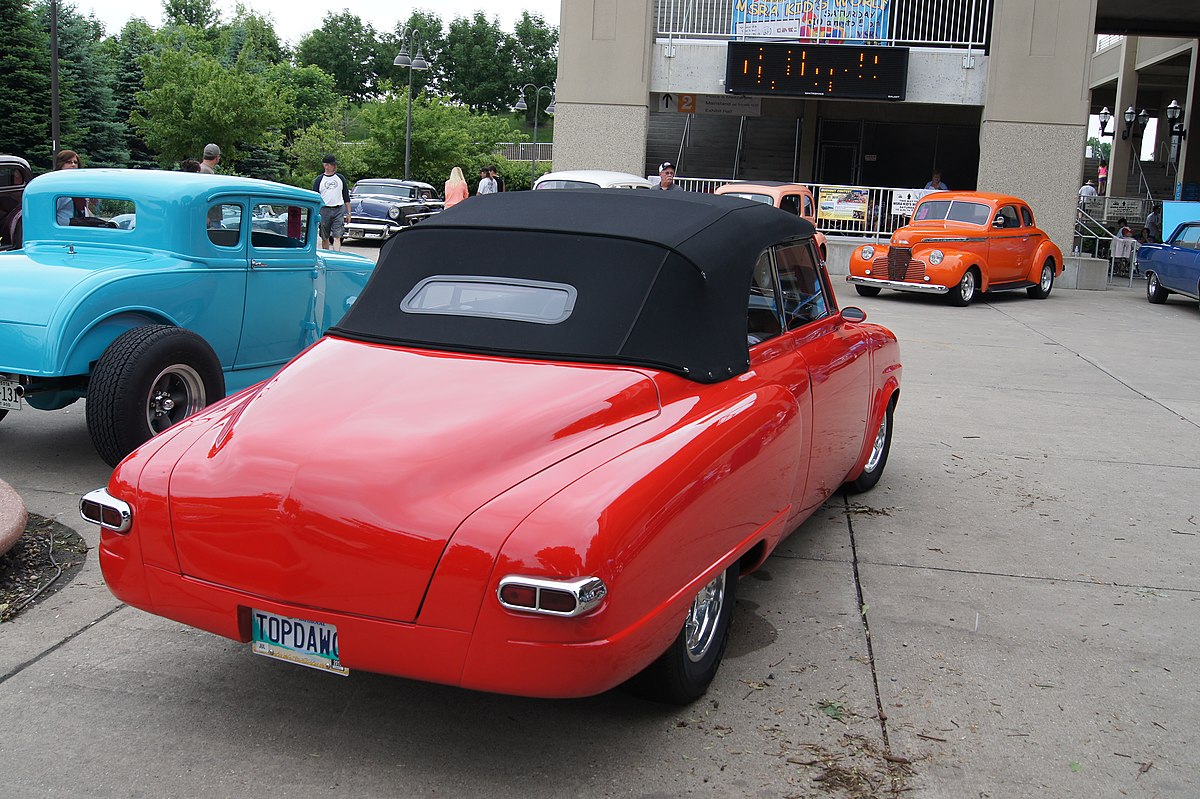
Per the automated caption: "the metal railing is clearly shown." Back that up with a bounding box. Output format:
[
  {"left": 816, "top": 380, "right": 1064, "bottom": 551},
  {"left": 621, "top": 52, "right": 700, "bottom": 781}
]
[
  {"left": 1095, "top": 34, "right": 1124, "bottom": 52},
  {"left": 675, "top": 177, "right": 924, "bottom": 239},
  {"left": 655, "top": 0, "right": 992, "bottom": 49},
  {"left": 497, "top": 142, "right": 553, "bottom": 162}
]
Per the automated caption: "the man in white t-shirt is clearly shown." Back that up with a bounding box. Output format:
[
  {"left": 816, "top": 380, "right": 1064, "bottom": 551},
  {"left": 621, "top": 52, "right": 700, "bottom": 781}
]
[
  {"left": 1078, "top": 179, "right": 1097, "bottom": 198},
  {"left": 312, "top": 154, "right": 351, "bottom": 250},
  {"left": 477, "top": 167, "right": 497, "bottom": 195}
]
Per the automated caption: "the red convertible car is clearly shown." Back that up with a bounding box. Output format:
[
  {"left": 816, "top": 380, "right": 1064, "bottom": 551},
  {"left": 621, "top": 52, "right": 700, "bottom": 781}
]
[{"left": 81, "top": 191, "right": 902, "bottom": 703}]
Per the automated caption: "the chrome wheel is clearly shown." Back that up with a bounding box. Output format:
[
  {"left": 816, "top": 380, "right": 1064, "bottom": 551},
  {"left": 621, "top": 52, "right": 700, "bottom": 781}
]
[
  {"left": 863, "top": 411, "right": 889, "bottom": 473},
  {"left": 145, "top": 364, "right": 206, "bottom": 434},
  {"left": 1040, "top": 265, "right": 1053, "bottom": 292},
  {"left": 959, "top": 270, "right": 976, "bottom": 303},
  {"left": 684, "top": 571, "right": 727, "bottom": 662}
]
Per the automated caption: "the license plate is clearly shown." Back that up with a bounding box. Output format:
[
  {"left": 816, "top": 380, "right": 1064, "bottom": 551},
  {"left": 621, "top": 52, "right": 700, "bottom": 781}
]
[
  {"left": 250, "top": 609, "right": 348, "bottom": 676},
  {"left": 0, "top": 378, "right": 20, "bottom": 411}
]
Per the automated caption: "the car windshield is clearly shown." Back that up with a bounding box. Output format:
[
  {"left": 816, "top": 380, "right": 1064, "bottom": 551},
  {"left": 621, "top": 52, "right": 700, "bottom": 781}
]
[
  {"left": 722, "top": 192, "right": 774, "bottom": 205},
  {"left": 355, "top": 184, "right": 415, "bottom": 199},
  {"left": 536, "top": 180, "right": 601, "bottom": 190},
  {"left": 913, "top": 200, "right": 991, "bottom": 226}
]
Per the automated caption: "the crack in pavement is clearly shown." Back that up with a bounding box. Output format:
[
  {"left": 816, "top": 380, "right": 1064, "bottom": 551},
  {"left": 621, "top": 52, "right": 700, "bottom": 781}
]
[
  {"left": 0, "top": 604, "right": 126, "bottom": 687},
  {"left": 841, "top": 492, "right": 892, "bottom": 753}
]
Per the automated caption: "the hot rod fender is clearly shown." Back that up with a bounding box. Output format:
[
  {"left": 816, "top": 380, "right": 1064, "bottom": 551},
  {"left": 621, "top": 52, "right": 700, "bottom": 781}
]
[{"left": 1025, "top": 240, "right": 1064, "bottom": 282}]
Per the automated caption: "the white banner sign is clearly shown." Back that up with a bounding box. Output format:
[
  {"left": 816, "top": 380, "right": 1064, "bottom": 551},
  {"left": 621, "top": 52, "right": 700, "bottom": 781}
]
[{"left": 890, "top": 188, "right": 935, "bottom": 217}]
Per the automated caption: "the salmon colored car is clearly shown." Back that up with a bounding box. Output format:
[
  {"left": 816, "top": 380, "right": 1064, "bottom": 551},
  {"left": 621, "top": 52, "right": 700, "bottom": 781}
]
[
  {"left": 80, "top": 191, "right": 901, "bottom": 704},
  {"left": 714, "top": 181, "right": 828, "bottom": 262},
  {"left": 846, "top": 191, "right": 1063, "bottom": 306}
]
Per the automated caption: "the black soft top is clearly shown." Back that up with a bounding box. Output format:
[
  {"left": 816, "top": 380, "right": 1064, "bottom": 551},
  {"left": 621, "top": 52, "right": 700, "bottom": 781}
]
[{"left": 330, "top": 190, "right": 814, "bottom": 382}]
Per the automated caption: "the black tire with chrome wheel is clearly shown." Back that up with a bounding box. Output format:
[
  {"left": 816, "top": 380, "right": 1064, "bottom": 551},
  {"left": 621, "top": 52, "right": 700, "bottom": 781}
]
[
  {"left": 946, "top": 268, "right": 977, "bottom": 306},
  {"left": 627, "top": 563, "right": 739, "bottom": 704},
  {"left": 845, "top": 398, "right": 895, "bottom": 494},
  {"left": 86, "top": 325, "right": 225, "bottom": 467},
  {"left": 1027, "top": 260, "right": 1055, "bottom": 299},
  {"left": 1146, "top": 272, "right": 1169, "bottom": 304}
]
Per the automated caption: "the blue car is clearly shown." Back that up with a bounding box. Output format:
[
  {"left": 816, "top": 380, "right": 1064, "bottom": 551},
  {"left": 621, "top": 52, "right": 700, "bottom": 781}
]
[
  {"left": 0, "top": 169, "right": 375, "bottom": 465},
  {"left": 1142, "top": 221, "right": 1200, "bottom": 307}
]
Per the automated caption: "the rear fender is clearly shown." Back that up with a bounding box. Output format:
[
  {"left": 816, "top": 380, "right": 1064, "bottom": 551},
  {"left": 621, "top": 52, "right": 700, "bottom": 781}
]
[
  {"left": 1027, "top": 240, "right": 1065, "bottom": 281},
  {"left": 61, "top": 310, "right": 178, "bottom": 376}
]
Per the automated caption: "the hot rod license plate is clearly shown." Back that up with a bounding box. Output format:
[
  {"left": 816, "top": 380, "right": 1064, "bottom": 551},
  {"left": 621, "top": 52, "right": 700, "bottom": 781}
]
[
  {"left": 251, "top": 609, "right": 348, "bottom": 676},
  {"left": 0, "top": 377, "right": 20, "bottom": 411}
]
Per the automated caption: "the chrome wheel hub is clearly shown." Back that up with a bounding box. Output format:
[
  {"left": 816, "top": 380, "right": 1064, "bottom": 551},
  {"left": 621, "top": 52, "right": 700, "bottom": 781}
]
[
  {"left": 684, "top": 571, "right": 727, "bottom": 662},
  {"left": 1041, "top": 266, "right": 1052, "bottom": 291},
  {"left": 961, "top": 272, "right": 975, "bottom": 301},
  {"left": 146, "top": 365, "right": 206, "bottom": 433},
  {"left": 864, "top": 412, "right": 889, "bottom": 473}
]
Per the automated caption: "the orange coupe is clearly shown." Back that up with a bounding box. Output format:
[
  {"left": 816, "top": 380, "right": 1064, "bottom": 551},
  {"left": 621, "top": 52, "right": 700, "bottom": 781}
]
[{"left": 846, "top": 191, "right": 1063, "bottom": 306}]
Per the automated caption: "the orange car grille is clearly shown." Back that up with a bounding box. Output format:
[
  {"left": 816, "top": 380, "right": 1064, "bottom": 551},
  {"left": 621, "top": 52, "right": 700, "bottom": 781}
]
[{"left": 876, "top": 248, "right": 926, "bottom": 281}]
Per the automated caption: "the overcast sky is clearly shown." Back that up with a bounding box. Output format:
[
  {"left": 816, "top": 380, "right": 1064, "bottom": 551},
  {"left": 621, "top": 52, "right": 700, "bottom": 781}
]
[{"left": 76, "top": 0, "right": 561, "bottom": 43}]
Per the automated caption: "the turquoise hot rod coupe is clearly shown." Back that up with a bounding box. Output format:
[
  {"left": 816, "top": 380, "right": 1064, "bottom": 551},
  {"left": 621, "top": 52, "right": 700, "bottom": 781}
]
[{"left": 0, "top": 169, "right": 375, "bottom": 465}]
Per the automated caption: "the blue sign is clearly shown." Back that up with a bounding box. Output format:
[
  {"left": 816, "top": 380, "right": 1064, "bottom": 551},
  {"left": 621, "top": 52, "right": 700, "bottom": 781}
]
[{"left": 731, "top": 0, "right": 891, "bottom": 44}]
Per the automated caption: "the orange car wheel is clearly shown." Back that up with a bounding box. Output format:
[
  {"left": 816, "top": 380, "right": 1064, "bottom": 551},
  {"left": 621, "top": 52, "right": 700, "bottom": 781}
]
[
  {"left": 947, "top": 268, "right": 978, "bottom": 306},
  {"left": 1027, "top": 260, "right": 1055, "bottom": 299}
]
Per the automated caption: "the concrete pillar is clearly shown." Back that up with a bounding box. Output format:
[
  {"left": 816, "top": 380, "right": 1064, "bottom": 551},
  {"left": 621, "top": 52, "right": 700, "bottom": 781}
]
[
  {"left": 553, "top": 0, "right": 654, "bottom": 174},
  {"left": 1174, "top": 41, "right": 1199, "bottom": 194},
  {"left": 977, "top": 0, "right": 1099, "bottom": 256},
  {"left": 1106, "top": 38, "right": 1140, "bottom": 197}
]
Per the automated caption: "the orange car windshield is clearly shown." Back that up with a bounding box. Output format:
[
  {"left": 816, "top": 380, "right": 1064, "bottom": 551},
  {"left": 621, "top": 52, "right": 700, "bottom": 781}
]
[{"left": 914, "top": 200, "right": 990, "bottom": 226}]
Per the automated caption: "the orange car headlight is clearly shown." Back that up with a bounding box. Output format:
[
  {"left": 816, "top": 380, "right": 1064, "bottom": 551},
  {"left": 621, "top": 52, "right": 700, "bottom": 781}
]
[
  {"left": 860, "top": 245, "right": 874, "bottom": 260},
  {"left": 928, "top": 249, "right": 945, "bottom": 265}
]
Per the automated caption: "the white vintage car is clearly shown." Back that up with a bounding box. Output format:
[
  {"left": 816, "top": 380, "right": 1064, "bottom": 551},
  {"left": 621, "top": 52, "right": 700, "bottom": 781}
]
[{"left": 534, "top": 170, "right": 652, "bottom": 190}]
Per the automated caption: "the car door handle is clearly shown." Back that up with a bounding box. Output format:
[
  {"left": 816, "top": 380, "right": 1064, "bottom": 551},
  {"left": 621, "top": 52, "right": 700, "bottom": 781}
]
[{"left": 251, "top": 260, "right": 265, "bottom": 269}]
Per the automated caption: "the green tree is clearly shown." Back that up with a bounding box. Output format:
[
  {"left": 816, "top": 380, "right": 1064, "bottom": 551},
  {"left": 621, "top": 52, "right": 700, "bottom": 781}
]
[
  {"left": 36, "top": 2, "right": 129, "bottom": 167},
  {"left": 112, "top": 18, "right": 158, "bottom": 168},
  {"left": 266, "top": 63, "right": 339, "bottom": 142},
  {"left": 359, "top": 94, "right": 512, "bottom": 185},
  {"left": 440, "top": 12, "right": 516, "bottom": 114},
  {"left": 512, "top": 10, "right": 558, "bottom": 121},
  {"left": 133, "top": 48, "right": 293, "bottom": 167},
  {"left": 162, "top": 0, "right": 219, "bottom": 29},
  {"left": 0, "top": 0, "right": 51, "bottom": 164},
  {"left": 1086, "top": 137, "right": 1111, "bottom": 163},
  {"left": 296, "top": 12, "right": 378, "bottom": 102},
  {"left": 219, "top": 4, "right": 286, "bottom": 68},
  {"left": 287, "top": 105, "right": 368, "bottom": 185}
]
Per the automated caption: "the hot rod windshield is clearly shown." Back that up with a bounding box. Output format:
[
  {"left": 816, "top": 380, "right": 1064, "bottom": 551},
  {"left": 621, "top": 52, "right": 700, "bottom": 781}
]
[
  {"left": 356, "top": 184, "right": 417, "bottom": 199},
  {"left": 913, "top": 200, "right": 991, "bottom": 226}
]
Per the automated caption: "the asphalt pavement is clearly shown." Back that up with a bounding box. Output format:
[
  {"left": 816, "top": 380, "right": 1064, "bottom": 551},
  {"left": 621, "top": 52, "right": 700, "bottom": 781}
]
[{"left": 0, "top": 258, "right": 1197, "bottom": 798}]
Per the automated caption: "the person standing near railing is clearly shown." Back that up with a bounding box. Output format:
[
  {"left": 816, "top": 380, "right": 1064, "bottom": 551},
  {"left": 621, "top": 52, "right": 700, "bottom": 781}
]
[
  {"left": 656, "top": 161, "right": 683, "bottom": 191},
  {"left": 1145, "top": 204, "right": 1162, "bottom": 243}
]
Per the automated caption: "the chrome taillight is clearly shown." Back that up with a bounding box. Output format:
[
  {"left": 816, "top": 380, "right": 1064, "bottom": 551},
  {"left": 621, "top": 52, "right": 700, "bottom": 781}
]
[
  {"left": 497, "top": 575, "right": 607, "bottom": 617},
  {"left": 79, "top": 488, "right": 132, "bottom": 533}
]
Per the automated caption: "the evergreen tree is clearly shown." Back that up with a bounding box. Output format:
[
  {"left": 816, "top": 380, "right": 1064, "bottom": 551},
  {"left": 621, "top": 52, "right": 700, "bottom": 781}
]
[
  {"left": 0, "top": 0, "right": 51, "bottom": 165},
  {"left": 113, "top": 18, "right": 159, "bottom": 168}
]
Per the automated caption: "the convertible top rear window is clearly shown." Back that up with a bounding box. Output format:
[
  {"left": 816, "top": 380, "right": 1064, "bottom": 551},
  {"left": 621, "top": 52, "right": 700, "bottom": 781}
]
[
  {"left": 535, "top": 180, "right": 601, "bottom": 190},
  {"left": 402, "top": 276, "right": 577, "bottom": 324}
]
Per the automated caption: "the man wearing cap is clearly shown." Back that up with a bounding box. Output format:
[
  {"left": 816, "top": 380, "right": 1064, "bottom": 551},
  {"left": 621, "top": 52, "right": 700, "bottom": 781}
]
[
  {"left": 200, "top": 144, "right": 221, "bottom": 174},
  {"left": 657, "top": 161, "right": 682, "bottom": 190},
  {"left": 313, "top": 154, "right": 351, "bottom": 251}
]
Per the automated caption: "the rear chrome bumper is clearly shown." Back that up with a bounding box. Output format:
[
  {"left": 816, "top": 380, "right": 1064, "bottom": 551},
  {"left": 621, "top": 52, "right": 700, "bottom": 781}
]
[{"left": 846, "top": 275, "right": 949, "bottom": 294}]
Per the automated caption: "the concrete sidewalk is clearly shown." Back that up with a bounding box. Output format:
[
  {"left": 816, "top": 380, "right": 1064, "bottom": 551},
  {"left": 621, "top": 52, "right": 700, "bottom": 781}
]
[{"left": 0, "top": 279, "right": 1196, "bottom": 798}]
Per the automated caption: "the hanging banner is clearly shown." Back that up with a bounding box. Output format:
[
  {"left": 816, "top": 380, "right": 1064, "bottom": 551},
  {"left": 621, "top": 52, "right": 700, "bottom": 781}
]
[
  {"left": 817, "top": 186, "right": 869, "bottom": 221},
  {"left": 731, "top": 0, "right": 891, "bottom": 44}
]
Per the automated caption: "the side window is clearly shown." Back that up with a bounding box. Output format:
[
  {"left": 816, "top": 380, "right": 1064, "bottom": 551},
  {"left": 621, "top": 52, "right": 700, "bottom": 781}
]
[
  {"left": 1020, "top": 206, "right": 1034, "bottom": 227},
  {"left": 802, "top": 194, "right": 814, "bottom": 218},
  {"left": 207, "top": 203, "right": 241, "bottom": 247},
  {"left": 779, "top": 195, "right": 800, "bottom": 216},
  {"left": 250, "top": 204, "right": 309, "bottom": 248},
  {"left": 747, "top": 249, "right": 783, "bottom": 346},
  {"left": 996, "top": 205, "right": 1020, "bottom": 229},
  {"left": 775, "top": 242, "right": 830, "bottom": 329}
]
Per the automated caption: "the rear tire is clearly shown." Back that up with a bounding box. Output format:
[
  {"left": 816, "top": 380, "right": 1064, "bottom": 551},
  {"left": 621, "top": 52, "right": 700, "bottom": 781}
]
[
  {"left": 86, "top": 325, "right": 225, "bottom": 467},
  {"left": 855, "top": 285, "right": 882, "bottom": 297},
  {"left": 1146, "top": 272, "right": 1169, "bottom": 304},
  {"left": 946, "top": 268, "right": 977, "bottom": 306},
  {"left": 0, "top": 410, "right": 7, "bottom": 423},
  {"left": 626, "top": 564, "right": 738, "bottom": 705},
  {"left": 1027, "top": 260, "right": 1055, "bottom": 299},
  {"left": 845, "top": 398, "right": 894, "bottom": 494}
]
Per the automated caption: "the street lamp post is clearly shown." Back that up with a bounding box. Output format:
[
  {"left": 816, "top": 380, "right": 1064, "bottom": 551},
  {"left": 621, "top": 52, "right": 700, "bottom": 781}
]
[
  {"left": 513, "top": 84, "right": 555, "bottom": 186},
  {"left": 393, "top": 30, "right": 430, "bottom": 181},
  {"left": 1166, "top": 99, "right": 1187, "bottom": 167}
]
